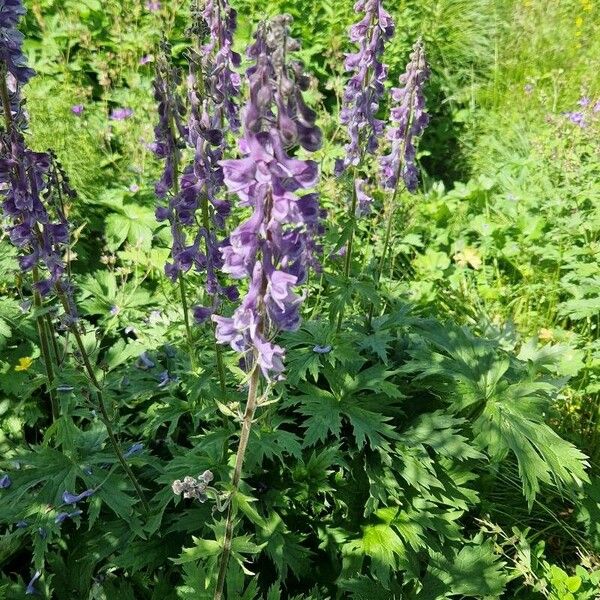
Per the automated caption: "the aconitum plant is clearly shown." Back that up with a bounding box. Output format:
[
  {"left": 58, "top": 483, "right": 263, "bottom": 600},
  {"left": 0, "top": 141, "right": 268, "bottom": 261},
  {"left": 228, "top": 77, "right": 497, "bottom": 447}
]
[
  {"left": 380, "top": 38, "right": 430, "bottom": 192},
  {"left": 335, "top": 0, "right": 395, "bottom": 175},
  {"left": 154, "top": 1, "right": 242, "bottom": 327},
  {"left": 213, "top": 17, "right": 322, "bottom": 381}
]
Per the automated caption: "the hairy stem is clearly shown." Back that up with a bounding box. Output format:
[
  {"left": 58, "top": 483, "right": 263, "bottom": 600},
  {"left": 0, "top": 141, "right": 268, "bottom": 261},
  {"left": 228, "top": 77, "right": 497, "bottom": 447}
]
[{"left": 214, "top": 366, "right": 261, "bottom": 600}]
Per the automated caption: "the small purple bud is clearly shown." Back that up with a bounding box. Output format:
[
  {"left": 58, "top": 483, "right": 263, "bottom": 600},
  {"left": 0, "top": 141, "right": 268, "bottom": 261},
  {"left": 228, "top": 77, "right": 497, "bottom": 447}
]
[
  {"left": 157, "top": 370, "right": 174, "bottom": 388},
  {"left": 71, "top": 104, "right": 84, "bottom": 116},
  {"left": 192, "top": 305, "right": 213, "bottom": 324},
  {"left": 0, "top": 474, "right": 11, "bottom": 489},
  {"left": 123, "top": 443, "right": 144, "bottom": 458},
  {"left": 110, "top": 108, "right": 134, "bottom": 121},
  {"left": 55, "top": 509, "right": 82, "bottom": 524},
  {"left": 62, "top": 489, "right": 94, "bottom": 505},
  {"left": 139, "top": 55, "right": 154, "bottom": 65},
  {"left": 313, "top": 345, "right": 332, "bottom": 354},
  {"left": 145, "top": 0, "right": 161, "bottom": 10},
  {"left": 129, "top": 183, "right": 140, "bottom": 193}
]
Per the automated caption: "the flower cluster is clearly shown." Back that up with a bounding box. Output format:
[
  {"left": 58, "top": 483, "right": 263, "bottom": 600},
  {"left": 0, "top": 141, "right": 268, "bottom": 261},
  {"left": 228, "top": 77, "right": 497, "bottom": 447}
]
[
  {"left": 1, "top": 5, "right": 75, "bottom": 300},
  {"left": 213, "top": 17, "right": 322, "bottom": 380},
  {"left": 0, "top": 0, "right": 35, "bottom": 86},
  {"left": 154, "top": 5, "right": 242, "bottom": 318},
  {"left": 380, "top": 39, "right": 429, "bottom": 192},
  {"left": 172, "top": 470, "right": 214, "bottom": 502},
  {"left": 200, "top": 0, "right": 242, "bottom": 133},
  {"left": 335, "top": 0, "right": 394, "bottom": 175}
]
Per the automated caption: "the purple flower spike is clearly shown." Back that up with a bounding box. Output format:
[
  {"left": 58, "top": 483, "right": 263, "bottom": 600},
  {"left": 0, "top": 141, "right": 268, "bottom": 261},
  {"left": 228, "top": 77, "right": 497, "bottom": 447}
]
[
  {"left": 110, "top": 107, "right": 133, "bottom": 121},
  {"left": 380, "top": 39, "right": 430, "bottom": 192},
  {"left": 335, "top": 0, "right": 395, "bottom": 175},
  {"left": 212, "top": 17, "right": 323, "bottom": 381},
  {"left": 62, "top": 489, "right": 94, "bottom": 505},
  {"left": 0, "top": 0, "right": 35, "bottom": 85},
  {"left": 153, "top": 12, "right": 241, "bottom": 314}
]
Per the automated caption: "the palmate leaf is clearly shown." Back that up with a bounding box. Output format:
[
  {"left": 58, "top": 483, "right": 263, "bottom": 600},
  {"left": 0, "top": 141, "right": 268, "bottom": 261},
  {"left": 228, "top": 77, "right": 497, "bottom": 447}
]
[
  {"left": 290, "top": 382, "right": 398, "bottom": 450},
  {"left": 404, "top": 321, "right": 589, "bottom": 504},
  {"left": 426, "top": 537, "right": 509, "bottom": 597},
  {"left": 474, "top": 397, "right": 589, "bottom": 505}
]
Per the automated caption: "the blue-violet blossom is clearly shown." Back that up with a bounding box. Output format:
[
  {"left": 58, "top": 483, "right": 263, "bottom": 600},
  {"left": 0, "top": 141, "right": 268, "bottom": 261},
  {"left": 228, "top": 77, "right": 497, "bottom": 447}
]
[
  {"left": 212, "top": 18, "right": 322, "bottom": 380},
  {"left": 380, "top": 39, "right": 429, "bottom": 192},
  {"left": 335, "top": 0, "right": 394, "bottom": 175}
]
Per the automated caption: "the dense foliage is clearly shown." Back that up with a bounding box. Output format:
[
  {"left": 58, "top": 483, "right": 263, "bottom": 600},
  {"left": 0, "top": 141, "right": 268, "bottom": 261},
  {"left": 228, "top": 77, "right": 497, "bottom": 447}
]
[{"left": 0, "top": 0, "right": 599, "bottom": 599}]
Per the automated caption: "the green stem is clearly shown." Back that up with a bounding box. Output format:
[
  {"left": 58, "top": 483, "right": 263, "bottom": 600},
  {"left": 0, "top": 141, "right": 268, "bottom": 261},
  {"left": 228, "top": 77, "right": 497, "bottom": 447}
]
[
  {"left": 31, "top": 269, "right": 58, "bottom": 421},
  {"left": 214, "top": 366, "right": 261, "bottom": 600},
  {"left": 367, "top": 188, "right": 400, "bottom": 326},
  {"left": 178, "top": 275, "right": 196, "bottom": 370},
  {"left": 44, "top": 312, "right": 62, "bottom": 367},
  {"left": 336, "top": 175, "right": 358, "bottom": 332},
  {"left": 56, "top": 287, "right": 149, "bottom": 514},
  {"left": 200, "top": 189, "right": 227, "bottom": 394}
]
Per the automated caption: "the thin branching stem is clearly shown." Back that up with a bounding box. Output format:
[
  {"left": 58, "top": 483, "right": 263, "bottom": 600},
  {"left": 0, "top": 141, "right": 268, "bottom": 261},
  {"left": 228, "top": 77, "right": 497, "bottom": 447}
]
[{"left": 55, "top": 286, "right": 150, "bottom": 514}]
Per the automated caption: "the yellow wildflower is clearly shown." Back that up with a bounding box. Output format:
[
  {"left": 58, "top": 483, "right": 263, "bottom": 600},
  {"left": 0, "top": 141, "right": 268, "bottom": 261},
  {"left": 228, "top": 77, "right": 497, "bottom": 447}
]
[{"left": 15, "top": 357, "right": 34, "bottom": 372}]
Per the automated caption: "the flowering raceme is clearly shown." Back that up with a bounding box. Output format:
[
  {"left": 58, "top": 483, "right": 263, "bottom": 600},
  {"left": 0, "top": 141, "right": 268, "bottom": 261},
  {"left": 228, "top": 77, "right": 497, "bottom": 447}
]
[
  {"left": 153, "top": 2, "right": 241, "bottom": 319},
  {"left": 380, "top": 39, "right": 430, "bottom": 192},
  {"left": 335, "top": 0, "right": 394, "bottom": 175},
  {"left": 213, "top": 17, "right": 322, "bottom": 380},
  {"left": 0, "top": 1, "right": 73, "bottom": 299}
]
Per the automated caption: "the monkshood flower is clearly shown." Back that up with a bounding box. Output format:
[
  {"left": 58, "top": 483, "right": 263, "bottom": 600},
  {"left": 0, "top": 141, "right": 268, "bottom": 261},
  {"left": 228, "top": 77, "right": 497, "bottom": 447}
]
[
  {"left": 123, "top": 442, "right": 144, "bottom": 458},
  {"left": 54, "top": 509, "right": 82, "bottom": 524},
  {"left": 201, "top": 0, "right": 242, "bottom": 133},
  {"left": 265, "top": 15, "right": 322, "bottom": 153},
  {"left": 110, "top": 107, "right": 133, "bottom": 121},
  {"left": 213, "top": 20, "right": 322, "bottom": 380},
  {"left": 62, "top": 489, "right": 94, "bottom": 505},
  {"left": 335, "top": 0, "right": 395, "bottom": 175},
  {"left": 355, "top": 178, "right": 374, "bottom": 216},
  {"left": 151, "top": 53, "right": 187, "bottom": 198},
  {"left": 380, "top": 39, "right": 429, "bottom": 192},
  {"left": 0, "top": 0, "right": 35, "bottom": 85},
  {"left": 0, "top": 133, "right": 72, "bottom": 296},
  {"left": 25, "top": 570, "right": 41, "bottom": 595}
]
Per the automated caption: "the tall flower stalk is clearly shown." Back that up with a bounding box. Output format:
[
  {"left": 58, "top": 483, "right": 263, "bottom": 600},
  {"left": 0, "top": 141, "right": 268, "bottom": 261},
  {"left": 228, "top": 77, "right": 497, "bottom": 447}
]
[
  {"left": 153, "top": 1, "right": 241, "bottom": 382},
  {"left": 334, "top": 0, "right": 394, "bottom": 331},
  {"left": 377, "top": 39, "right": 429, "bottom": 283},
  {"left": 368, "top": 39, "right": 429, "bottom": 326},
  {"left": 0, "top": 1, "right": 148, "bottom": 512},
  {"left": 212, "top": 16, "right": 322, "bottom": 599}
]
